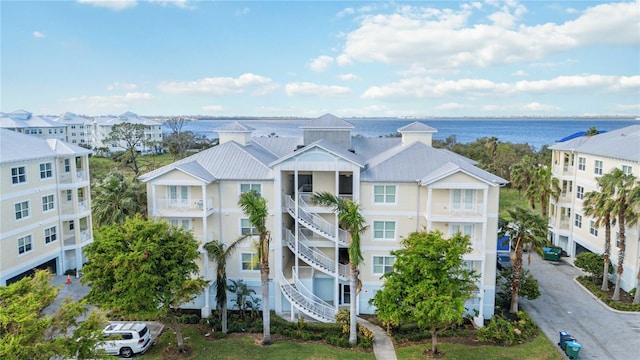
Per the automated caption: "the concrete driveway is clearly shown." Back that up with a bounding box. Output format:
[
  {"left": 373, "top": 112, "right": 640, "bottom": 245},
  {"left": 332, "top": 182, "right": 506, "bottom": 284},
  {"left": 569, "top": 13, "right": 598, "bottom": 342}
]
[{"left": 520, "top": 254, "right": 640, "bottom": 360}]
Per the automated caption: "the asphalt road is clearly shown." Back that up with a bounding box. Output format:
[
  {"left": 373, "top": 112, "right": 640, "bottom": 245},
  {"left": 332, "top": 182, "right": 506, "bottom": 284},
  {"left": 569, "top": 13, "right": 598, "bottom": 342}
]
[{"left": 520, "top": 254, "right": 640, "bottom": 360}]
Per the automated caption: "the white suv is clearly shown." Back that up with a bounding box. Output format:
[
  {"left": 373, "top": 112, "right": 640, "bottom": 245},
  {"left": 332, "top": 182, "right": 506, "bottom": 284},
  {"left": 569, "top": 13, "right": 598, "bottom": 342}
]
[{"left": 96, "top": 322, "right": 153, "bottom": 358}]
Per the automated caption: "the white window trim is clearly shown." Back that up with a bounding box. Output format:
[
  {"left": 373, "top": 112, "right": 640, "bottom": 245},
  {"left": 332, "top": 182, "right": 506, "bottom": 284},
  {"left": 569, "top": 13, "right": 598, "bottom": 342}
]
[
  {"left": 372, "top": 255, "right": 395, "bottom": 276},
  {"left": 18, "top": 234, "right": 33, "bottom": 256},
  {"left": 451, "top": 189, "right": 476, "bottom": 210},
  {"left": 240, "top": 183, "right": 262, "bottom": 195},
  {"left": 240, "top": 252, "right": 259, "bottom": 272},
  {"left": 39, "top": 162, "right": 53, "bottom": 180},
  {"left": 11, "top": 165, "right": 27, "bottom": 185},
  {"left": 44, "top": 226, "right": 57, "bottom": 245},
  {"left": 372, "top": 220, "right": 396, "bottom": 241},
  {"left": 577, "top": 157, "right": 586, "bottom": 171},
  {"left": 589, "top": 220, "right": 599, "bottom": 237},
  {"left": 14, "top": 200, "right": 30, "bottom": 221},
  {"left": 594, "top": 160, "right": 603, "bottom": 175},
  {"left": 240, "top": 218, "right": 258, "bottom": 236},
  {"left": 373, "top": 184, "right": 397, "bottom": 205},
  {"left": 42, "top": 194, "right": 56, "bottom": 213}
]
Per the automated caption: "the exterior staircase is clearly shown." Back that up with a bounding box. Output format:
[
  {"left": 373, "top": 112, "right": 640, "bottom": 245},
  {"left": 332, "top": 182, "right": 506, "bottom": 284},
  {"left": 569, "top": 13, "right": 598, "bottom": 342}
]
[
  {"left": 279, "top": 272, "right": 336, "bottom": 322},
  {"left": 284, "top": 229, "right": 349, "bottom": 280}
]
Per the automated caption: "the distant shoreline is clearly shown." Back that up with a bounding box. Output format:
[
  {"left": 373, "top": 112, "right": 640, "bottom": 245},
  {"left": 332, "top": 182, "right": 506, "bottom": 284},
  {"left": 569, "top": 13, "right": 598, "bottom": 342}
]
[{"left": 149, "top": 115, "right": 639, "bottom": 121}]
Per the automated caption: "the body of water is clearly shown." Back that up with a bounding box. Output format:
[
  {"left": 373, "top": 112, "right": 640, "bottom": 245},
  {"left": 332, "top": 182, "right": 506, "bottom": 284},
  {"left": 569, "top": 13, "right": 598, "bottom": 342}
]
[{"left": 172, "top": 118, "right": 638, "bottom": 151}]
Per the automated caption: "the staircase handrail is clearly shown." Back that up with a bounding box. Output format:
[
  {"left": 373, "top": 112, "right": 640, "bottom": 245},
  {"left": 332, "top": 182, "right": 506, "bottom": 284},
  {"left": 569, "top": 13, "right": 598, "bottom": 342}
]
[{"left": 285, "top": 229, "right": 349, "bottom": 279}]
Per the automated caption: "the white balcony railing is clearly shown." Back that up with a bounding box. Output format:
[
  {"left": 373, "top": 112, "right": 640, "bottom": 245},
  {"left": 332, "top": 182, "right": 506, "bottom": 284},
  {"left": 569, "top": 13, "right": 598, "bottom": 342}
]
[
  {"left": 157, "top": 197, "right": 214, "bottom": 213},
  {"left": 430, "top": 202, "right": 483, "bottom": 217},
  {"left": 283, "top": 195, "right": 349, "bottom": 246},
  {"left": 279, "top": 271, "right": 335, "bottom": 323}
]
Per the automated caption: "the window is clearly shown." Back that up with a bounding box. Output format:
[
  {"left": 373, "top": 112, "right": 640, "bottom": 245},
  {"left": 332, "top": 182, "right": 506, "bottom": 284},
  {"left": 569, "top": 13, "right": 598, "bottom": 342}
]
[
  {"left": 576, "top": 186, "right": 584, "bottom": 200},
  {"left": 615, "top": 232, "right": 620, "bottom": 248},
  {"left": 42, "top": 194, "right": 55, "bottom": 212},
  {"left": 452, "top": 189, "right": 475, "bottom": 210},
  {"left": 373, "top": 256, "right": 395, "bottom": 275},
  {"left": 589, "top": 220, "right": 598, "bottom": 236},
  {"left": 69, "top": 220, "right": 75, "bottom": 231},
  {"left": 40, "top": 163, "right": 53, "bottom": 179},
  {"left": 241, "top": 219, "right": 257, "bottom": 235},
  {"left": 14, "top": 201, "right": 29, "bottom": 220},
  {"left": 240, "top": 183, "right": 261, "bottom": 195},
  {"left": 241, "top": 253, "right": 259, "bottom": 271},
  {"left": 45, "top": 226, "right": 57, "bottom": 244},
  {"left": 622, "top": 165, "right": 633, "bottom": 175},
  {"left": 373, "top": 185, "right": 396, "bottom": 204},
  {"left": 594, "top": 160, "right": 603, "bottom": 175},
  {"left": 11, "top": 166, "right": 27, "bottom": 184},
  {"left": 66, "top": 190, "right": 73, "bottom": 201},
  {"left": 169, "top": 219, "right": 191, "bottom": 231},
  {"left": 451, "top": 224, "right": 474, "bottom": 239},
  {"left": 574, "top": 214, "right": 582, "bottom": 228},
  {"left": 577, "top": 157, "right": 586, "bottom": 171},
  {"left": 64, "top": 159, "right": 71, "bottom": 172},
  {"left": 18, "top": 235, "right": 33, "bottom": 255},
  {"left": 373, "top": 221, "right": 396, "bottom": 240},
  {"left": 168, "top": 186, "right": 188, "bottom": 205}
]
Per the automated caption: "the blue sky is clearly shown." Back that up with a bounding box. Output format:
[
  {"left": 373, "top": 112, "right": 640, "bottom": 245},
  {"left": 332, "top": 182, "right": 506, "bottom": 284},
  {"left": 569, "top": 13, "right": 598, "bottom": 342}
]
[{"left": 2, "top": 0, "right": 639, "bottom": 117}]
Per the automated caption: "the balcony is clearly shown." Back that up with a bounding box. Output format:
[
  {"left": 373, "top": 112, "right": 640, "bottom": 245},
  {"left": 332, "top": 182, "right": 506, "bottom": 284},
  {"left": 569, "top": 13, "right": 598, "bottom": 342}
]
[
  {"left": 57, "top": 170, "right": 88, "bottom": 184},
  {"left": 63, "top": 229, "right": 91, "bottom": 246},
  {"left": 430, "top": 202, "right": 484, "bottom": 220},
  {"left": 156, "top": 197, "right": 215, "bottom": 216},
  {"left": 552, "top": 164, "right": 575, "bottom": 176},
  {"left": 60, "top": 200, "right": 90, "bottom": 214}
]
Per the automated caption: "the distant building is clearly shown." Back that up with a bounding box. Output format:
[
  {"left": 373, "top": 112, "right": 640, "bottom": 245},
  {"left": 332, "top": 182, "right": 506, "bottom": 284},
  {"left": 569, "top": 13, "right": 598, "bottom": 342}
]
[
  {"left": 0, "top": 129, "right": 93, "bottom": 285},
  {"left": 140, "top": 114, "right": 507, "bottom": 326},
  {"left": 548, "top": 125, "right": 640, "bottom": 292},
  {"left": 1, "top": 110, "right": 164, "bottom": 154}
]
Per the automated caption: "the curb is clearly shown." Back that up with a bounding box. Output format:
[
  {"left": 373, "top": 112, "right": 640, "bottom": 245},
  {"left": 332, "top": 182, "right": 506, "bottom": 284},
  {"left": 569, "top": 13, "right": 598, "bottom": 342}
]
[{"left": 572, "top": 277, "right": 640, "bottom": 315}]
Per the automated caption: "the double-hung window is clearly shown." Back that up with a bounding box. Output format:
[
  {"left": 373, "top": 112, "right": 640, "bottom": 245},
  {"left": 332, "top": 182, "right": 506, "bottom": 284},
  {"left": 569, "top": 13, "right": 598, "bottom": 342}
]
[
  {"left": 373, "top": 185, "right": 396, "bottom": 204},
  {"left": 240, "top": 183, "right": 261, "bottom": 195},
  {"left": 15, "top": 201, "right": 29, "bottom": 220},
  {"left": 373, "top": 221, "right": 396, "bottom": 240},
  {"left": 42, "top": 194, "right": 55, "bottom": 212},
  {"left": 577, "top": 157, "right": 586, "bottom": 171},
  {"left": 168, "top": 186, "right": 188, "bottom": 205},
  {"left": 574, "top": 214, "right": 582, "bottom": 228},
  {"left": 594, "top": 160, "right": 603, "bottom": 175},
  {"left": 18, "top": 235, "right": 33, "bottom": 255},
  {"left": 589, "top": 220, "right": 599, "bottom": 236},
  {"left": 40, "top": 162, "right": 53, "bottom": 179},
  {"left": 241, "top": 219, "right": 257, "bottom": 235},
  {"left": 45, "top": 226, "right": 57, "bottom": 244},
  {"left": 452, "top": 189, "right": 475, "bottom": 210},
  {"left": 451, "top": 224, "right": 474, "bottom": 242},
  {"left": 576, "top": 186, "right": 584, "bottom": 200},
  {"left": 373, "top": 256, "right": 395, "bottom": 275},
  {"left": 241, "top": 253, "right": 259, "bottom": 271},
  {"left": 11, "top": 166, "right": 27, "bottom": 184},
  {"left": 622, "top": 165, "right": 633, "bottom": 175}
]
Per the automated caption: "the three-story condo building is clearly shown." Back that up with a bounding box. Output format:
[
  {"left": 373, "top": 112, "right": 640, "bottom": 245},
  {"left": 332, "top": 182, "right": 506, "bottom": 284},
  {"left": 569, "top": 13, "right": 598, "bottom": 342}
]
[
  {"left": 548, "top": 125, "right": 640, "bottom": 292},
  {"left": 0, "top": 129, "right": 93, "bottom": 285},
  {"left": 140, "top": 114, "right": 507, "bottom": 325}
]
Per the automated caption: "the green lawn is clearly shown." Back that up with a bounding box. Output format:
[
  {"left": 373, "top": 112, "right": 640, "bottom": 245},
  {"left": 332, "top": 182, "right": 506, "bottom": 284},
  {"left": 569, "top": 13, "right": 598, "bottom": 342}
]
[
  {"left": 143, "top": 326, "right": 374, "bottom": 360},
  {"left": 395, "top": 333, "right": 562, "bottom": 360}
]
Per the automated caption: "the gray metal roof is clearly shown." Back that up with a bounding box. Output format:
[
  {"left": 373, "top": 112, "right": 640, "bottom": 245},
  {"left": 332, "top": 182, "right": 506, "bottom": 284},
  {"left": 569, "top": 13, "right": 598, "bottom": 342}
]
[
  {"left": 0, "top": 128, "right": 91, "bottom": 163},
  {"left": 299, "top": 113, "right": 355, "bottom": 129},
  {"left": 216, "top": 121, "right": 255, "bottom": 132},
  {"left": 351, "top": 137, "right": 402, "bottom": 161},
  {"left": 269, "top": 139, "right": 365, "bottom": 168},
  {"left": 361, "top": 141, "right": 507, "bottom": 184},
  {"left": 398, "top": 121, "right": 437, "bottom": 133},
  {"left": 252, "top": 137, "right": 303, "bottom": 158},
  {"left": 549, "top": 125, "right": 640, "bottom": 162},
  {"left": 1, "top": 111, "right": 64, "bottom": 129}
]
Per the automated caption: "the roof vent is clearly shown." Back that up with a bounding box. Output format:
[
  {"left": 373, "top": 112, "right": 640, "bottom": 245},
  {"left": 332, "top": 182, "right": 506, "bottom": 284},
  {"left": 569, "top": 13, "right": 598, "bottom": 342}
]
[
  {"left": 348, "top": 149, "right": 355, "bottom": 153},
  {"left": 295, "top": 145, "right": 305, "bottom": 151}
]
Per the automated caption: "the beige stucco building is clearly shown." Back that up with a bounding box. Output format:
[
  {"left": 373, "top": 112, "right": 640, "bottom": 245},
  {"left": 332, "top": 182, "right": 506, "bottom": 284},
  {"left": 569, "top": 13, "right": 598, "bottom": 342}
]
[
  {"left": 548, "top": 125, "right": 640, "bottom": 292},
  {"left": 140, "top": 114, "right": 507, "bottom": 325},
  {"left": 0, "top": 129, "right": 93, "bottom": 285}
]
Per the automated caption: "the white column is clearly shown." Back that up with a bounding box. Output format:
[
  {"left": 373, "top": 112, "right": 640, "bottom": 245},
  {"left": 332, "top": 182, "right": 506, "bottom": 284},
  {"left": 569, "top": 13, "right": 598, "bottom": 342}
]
[{"left": 426, "top": 187, "right": 433, "bottom": 231}]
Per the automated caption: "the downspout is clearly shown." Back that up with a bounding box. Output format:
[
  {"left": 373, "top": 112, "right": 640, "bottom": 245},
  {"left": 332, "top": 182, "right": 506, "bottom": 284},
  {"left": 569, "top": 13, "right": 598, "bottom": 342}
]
[
  {"left": 202, "top": 183, "right": 210, "bottom": 317},
  {"left": 416, "top": 180, "right": 420, "bottom": 231}
]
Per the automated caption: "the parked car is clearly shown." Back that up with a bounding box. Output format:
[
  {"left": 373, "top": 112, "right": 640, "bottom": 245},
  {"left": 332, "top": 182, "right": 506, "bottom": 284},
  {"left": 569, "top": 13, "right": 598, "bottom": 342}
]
[
  {"left": 497, "top": 253, "right": 513, "bottom": 271},
  {"left": 96, "top": 322, "right": 153, "bottom": 358}
]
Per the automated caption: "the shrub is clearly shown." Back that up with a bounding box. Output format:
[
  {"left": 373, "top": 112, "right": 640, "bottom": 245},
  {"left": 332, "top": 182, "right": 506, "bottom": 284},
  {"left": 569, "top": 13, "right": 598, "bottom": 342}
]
[
  {"left": 574, "top": 252, "right": 605, "bottom": 283},
  {"left": 476, "top": 311, "right": 538, "bottom": 345}
]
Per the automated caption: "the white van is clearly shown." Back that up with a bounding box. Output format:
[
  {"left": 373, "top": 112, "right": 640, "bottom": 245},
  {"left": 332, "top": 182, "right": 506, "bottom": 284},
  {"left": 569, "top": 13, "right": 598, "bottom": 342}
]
[{"left": 96, "top": 322, "right": 153, "bottom": 358}]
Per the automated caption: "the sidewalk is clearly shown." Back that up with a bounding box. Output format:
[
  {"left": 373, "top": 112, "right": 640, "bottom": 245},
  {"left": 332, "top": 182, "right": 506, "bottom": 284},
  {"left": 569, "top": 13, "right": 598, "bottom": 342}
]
[{"left": 357, "top": 317, "right": 397, "bottom": 360}]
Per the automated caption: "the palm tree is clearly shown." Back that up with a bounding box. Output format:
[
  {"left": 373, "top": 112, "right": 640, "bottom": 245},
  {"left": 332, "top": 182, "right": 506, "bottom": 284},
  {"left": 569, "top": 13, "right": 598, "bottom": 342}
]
[
  {"left": 311, "top": 192, "right": 367, "bottom": 345},
  {"left": 204, "top": 237, "right": 247, "bottom": 334},
  {"left": 92, "top": 171, "right": 146, "bottom": 226},
  {"left": 607, "top": 169, "right": 638, "bottom": 300},
  {"left": 238, "top": 190, "right": 271, "bottom": 345},
  {"left": 582, "top": 173, "right": 617, "bottom": 291},
  {"left": 504, "top": 206, "right": 548, "bottom": 313},
  {"left": 484, "top": 136, "right": 499, "bottom": 174},
  {"left": 534, "top": 166, "right": 561, "bottom": 217}
]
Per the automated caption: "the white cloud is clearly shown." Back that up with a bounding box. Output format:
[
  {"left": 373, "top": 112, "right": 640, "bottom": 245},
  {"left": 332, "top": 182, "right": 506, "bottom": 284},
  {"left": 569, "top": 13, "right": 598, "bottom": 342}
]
[
  {"left": 362, "top": 74, "right": 637, "bottom": 100},
  {"left": 202, "top": 105, "right": 224, "bottom": 112},
  {"left": 308, "top": 56, "right": 334, "bottom": 72},
  {"left": 338, "top": 73, "right": 359, "bottom": 81},
  {"left": 33, "top": 31, "right": 45, "bottom": 38},
  {"left": 65, "top": 92, "right": 154, "bottom": 112},
  {"left": 481, "top": 102, "right": 558, "bottom": 113},
  {"left": 285, "top": 82, "right": 351, "bottom": 97},
  {"left": 107, "top": 82, "right": 138, "bottom": 91},
  {"left": 435, "top": 102, "right": 467, "bottom": 111},
  {"left": 76, "top": 0, "right": 137, "bottom": 11},
  {"left": 511, "top": 70, "right": 528, "bottom": 77},
  {"left": 336, "top": 1, "right": 639, "bottom": 70},
  {"left": 158, "top": 73, "right": 274, "bottom": 95},
  {"left": 148, "top": 0, "right": 192, "bottom": 9}
]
